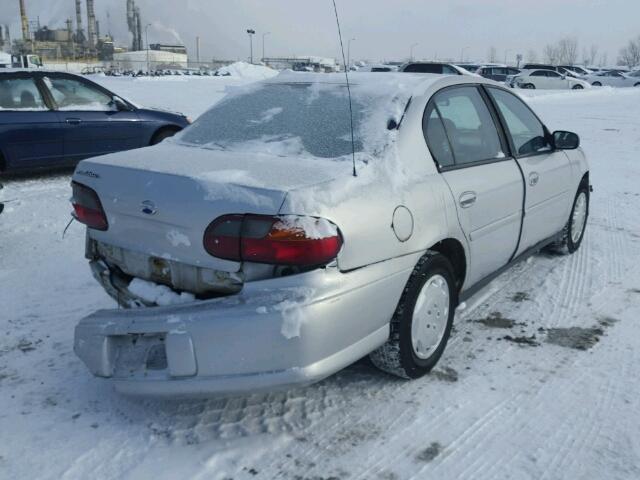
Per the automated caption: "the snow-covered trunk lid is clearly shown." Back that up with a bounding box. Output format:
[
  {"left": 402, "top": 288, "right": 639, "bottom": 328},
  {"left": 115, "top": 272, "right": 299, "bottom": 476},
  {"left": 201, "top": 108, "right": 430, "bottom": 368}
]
[{"left": 73, "top": 143, "right": 343, "bottom": 276}]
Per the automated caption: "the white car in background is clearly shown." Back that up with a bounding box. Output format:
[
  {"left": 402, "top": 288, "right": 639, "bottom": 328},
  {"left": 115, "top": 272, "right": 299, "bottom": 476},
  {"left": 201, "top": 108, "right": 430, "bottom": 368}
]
[
  {"left": 584, "top": 70, "right": 640, "bottom": 87},
  {"left": 511, "top": 69, "right": 590, "bottom": 90}
]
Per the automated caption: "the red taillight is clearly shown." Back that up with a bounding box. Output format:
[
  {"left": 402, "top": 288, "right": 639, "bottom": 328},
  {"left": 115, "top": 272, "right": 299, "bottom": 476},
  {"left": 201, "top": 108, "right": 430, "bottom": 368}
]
[
  {"left": 71, "top": 181, "right": 108, "bottom": 231},
  {"left": 203, "top": 214, "right": 342, "bottom": 266}
]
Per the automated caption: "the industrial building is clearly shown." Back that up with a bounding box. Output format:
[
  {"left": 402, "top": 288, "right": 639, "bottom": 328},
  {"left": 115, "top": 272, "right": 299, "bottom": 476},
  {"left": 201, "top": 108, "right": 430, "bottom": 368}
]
[
  {"left": 12, "top": 0, "right": 114, "bottom": 60},
  {"left": 113, "top": 49, "right": 188, "bottom": 72}
]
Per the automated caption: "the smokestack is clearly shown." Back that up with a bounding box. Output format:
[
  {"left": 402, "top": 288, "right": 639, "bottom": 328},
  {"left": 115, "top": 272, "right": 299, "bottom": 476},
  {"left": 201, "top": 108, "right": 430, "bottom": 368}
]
[
  {"left": 19, "top": 0, "right": 30, "bottom": 41},
  {"left": 75, "top": 0, "right": 84, "bottom": 42},
  {"left": 135, "top": 7, "right": 142, "bottom": 51},
  {"left": 86, "top": 0, "right": 97, "bottom": 48}
]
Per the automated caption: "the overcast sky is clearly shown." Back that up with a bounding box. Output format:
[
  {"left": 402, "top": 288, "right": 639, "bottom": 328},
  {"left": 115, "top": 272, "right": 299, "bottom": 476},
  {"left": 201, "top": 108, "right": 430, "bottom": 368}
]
[{"left": 1, "top": 0, "right": 638, "bottom": 64}]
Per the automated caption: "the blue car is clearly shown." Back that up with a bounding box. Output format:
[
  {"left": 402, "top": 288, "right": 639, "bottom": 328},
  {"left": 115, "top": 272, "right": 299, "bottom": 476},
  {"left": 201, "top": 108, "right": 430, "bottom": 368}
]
[{"left": 0, "top": 70, "right": 190, "bottom": 174}]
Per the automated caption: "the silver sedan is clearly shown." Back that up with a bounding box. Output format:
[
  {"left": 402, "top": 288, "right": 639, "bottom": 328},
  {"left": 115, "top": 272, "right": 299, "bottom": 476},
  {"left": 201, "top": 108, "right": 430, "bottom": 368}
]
[{"left": 71, "top": 73, "right": 591, "bottom": 397}]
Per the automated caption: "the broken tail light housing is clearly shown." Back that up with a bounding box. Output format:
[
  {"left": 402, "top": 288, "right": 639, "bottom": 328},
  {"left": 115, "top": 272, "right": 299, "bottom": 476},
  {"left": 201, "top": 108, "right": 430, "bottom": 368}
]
[
  {"left": 203, "top": 214, "right": 342, "bottom": 266},
  {"left": 71, "top": 181, "right": 108, "bottom": 231}
]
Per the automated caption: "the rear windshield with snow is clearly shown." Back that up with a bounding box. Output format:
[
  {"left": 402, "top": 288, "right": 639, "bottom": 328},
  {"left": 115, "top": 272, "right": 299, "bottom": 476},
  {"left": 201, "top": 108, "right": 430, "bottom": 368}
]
[{"left": 178, "top": 82, "right": 409, "bottom": 159}]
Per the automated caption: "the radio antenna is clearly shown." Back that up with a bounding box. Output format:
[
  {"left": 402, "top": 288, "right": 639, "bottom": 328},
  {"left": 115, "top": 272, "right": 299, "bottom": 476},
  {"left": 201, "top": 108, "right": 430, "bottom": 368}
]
[{"left": 331, "top": 0, "right": 357, "bottom": 177}]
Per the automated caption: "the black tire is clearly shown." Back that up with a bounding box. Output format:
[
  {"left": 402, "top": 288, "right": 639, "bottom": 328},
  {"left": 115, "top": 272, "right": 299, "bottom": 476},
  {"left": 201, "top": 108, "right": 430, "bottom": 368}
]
[
  {"left": 592, "top": 82, "right": 602, "bottom": 87},
  {"left": 635, "top": 83, "right": 640, "bottom": 87},
  {"left": 550, "top": 182, "right": 590, "bottom": 255},
  {"left": 523, "top": 83, "right": 536, "bottom": 89},
  {"left": 370, "top": 251, "right": 458, "bottom": 379},
  {"left": 150, "top": 128, "right": 179, "bottom": 145},
  {"left": 572, "top": 84, "right": 584, "bottom": 90}
]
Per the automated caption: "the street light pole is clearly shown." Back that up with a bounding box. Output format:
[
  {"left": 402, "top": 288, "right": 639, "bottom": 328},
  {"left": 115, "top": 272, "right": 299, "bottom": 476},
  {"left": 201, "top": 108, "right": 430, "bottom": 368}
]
[
  {"left": 145, "top": 23, "right": 151, "bottom": 73},
  {"left": 262, "top": 32, "right": 271, "bottom": 63},
  {"left": 504, "top": 49, "right": 512, "bottom": 65},
  {"left": 246, "top": 29, "right": 255, "bottom": 64},
  {"left": 347, "top": 37, "right": 356, "bottom": 70},
  {"left": 410, "top": 43, "right": 419, "bottom": 61}
]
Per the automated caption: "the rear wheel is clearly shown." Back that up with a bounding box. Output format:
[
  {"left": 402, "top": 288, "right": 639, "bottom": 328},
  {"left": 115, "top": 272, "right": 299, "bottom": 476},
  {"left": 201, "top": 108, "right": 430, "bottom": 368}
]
[
  {"left": 370, "top": 252, "right": 457, "bottom": 379},
  {"left": 635, "top": 83, "right": 640, "bottom": 87},
  {"left": 522, "top": 83, "right": 536, "bottom": 89},
  {"left": 592, "top": 82, "right": 602, "bottom": 87},
  {"left": 551, "top": 183, "right": 589, "bottom": 255},
  {"left": 572, "top": 84, "right": 584, "bottom": 90}
]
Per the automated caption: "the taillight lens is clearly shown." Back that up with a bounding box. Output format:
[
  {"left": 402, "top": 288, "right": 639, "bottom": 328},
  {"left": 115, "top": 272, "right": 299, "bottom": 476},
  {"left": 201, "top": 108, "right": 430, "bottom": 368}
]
[
  {"left": 71, "top": 181, "right": 108, "bottom": 231},
  {"left": 203, "top": 214, "right": 342, "bottom": 266}
]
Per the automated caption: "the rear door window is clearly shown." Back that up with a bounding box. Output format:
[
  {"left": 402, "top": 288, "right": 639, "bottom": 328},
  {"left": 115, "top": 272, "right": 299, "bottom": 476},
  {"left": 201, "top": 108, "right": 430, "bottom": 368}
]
[
  {"left": 487, "top": 87, "right": 551, "bottom": 156},
  {"left": 43, "top": 76, "right": 115, "bottom": 111},
  {"left": 429, "top": 86, "right": 505, "bottom": 166},
  {"left": 0, "top": 77, "right": 48, "bottom": 111},
  {"left": 422, "top": 106, "right": 455, "bottom": 168}
]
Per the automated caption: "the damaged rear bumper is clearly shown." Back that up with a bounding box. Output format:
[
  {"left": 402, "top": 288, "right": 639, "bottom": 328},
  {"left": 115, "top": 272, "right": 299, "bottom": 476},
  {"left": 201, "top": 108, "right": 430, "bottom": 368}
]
[{"left": 74, "top": 253, "right": 420, "bottom": 397}]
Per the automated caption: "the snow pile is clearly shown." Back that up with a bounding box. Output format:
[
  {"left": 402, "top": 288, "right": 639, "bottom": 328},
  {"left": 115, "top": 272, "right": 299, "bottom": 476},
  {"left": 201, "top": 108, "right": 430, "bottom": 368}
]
[
  {"left": 127, "top": 278, "right": 195, "bottom": 306},
  {"left": 277, "top": 215, "right": 338, "bottom": 240},
  {"left": 216, "top": 62, "right": 278, "bottom": 80}
]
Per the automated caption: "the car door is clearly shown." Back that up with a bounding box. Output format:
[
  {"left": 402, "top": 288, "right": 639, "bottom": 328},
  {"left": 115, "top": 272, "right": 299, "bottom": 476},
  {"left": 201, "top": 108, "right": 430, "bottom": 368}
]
[
  {"left": 529, "top": 70, "right": 547, "bottom": 88},
  {"left": 42, "top": 73, "right": 142, "bottom": 162},
  {"left": 545, "top": 70, "right": 567, "bottom": 89},
  {"left": 423, "top": 85, "right": 524, "bottom": 286},
  {"left": 486, "top": 87, "right": 573, "bottom": 255},
  {"left": 0, "top": 73, "right": 65, "bottom": 171}
]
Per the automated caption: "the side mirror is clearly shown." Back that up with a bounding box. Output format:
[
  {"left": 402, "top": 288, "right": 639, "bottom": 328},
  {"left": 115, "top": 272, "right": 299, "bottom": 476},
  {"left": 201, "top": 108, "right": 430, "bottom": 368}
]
[
  {"left": 112, "top": 96, "right": 131, "bottom": 112},
  {"left": 553, "top": 130, "right": 580, "bottom": 150},
  {"left": 387, "top": 118, "right": 399, "bottom": 130}
]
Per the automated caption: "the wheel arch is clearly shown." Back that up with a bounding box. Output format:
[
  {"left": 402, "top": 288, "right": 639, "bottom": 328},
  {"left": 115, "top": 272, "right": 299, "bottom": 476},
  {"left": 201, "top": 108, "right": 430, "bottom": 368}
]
[
  {"left": 428, "top": 238, "right": 467, "bottom": 293},
  {"left": 150, "top": 124, "right": 183, "bottom": 145},
  {"left": 0, "top": 148, "right": 6, "bottom": 173}
]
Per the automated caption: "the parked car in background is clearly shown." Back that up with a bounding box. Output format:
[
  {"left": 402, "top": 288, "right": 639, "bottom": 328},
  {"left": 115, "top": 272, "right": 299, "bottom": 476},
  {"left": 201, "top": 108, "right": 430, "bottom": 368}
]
[
  {"left": 400, "top": 62, "right": 477, "bottom": 75},
  {"left": 0, "top": 70, "right": 190, "bottom": 174},
  {"left": 71, "top": 73, "right": 590, "bottom": 397},
  {"left": 477, "top": 66, "right": 521, "bottom": 82},
  {"left": 510, "top": 69, "right": 590, "bottom": 89},
  {"left": 519, "top": 64, "right": 580, "bottom": 78},
  {"left": 558, "top": 65, "right": 593, "bottom": 76},
  {"left": 357, "top": 64, "right": 398, "bottom": 72},
  {"left": 584, "top": 70, "right": 640, "bottom": 87}
]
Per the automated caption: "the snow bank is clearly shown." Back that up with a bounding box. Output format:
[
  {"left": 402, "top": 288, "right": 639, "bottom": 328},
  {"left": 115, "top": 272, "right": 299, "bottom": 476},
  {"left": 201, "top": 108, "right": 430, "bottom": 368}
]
[{"left": 216, "top": 62, "right": 278, "bottom": 80}]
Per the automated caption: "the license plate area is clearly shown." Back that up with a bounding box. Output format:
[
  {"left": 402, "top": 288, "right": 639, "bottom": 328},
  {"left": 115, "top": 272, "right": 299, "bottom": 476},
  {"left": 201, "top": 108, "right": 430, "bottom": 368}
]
[{"left": 113, "top": 334, "right": 168, "bottom": 377}]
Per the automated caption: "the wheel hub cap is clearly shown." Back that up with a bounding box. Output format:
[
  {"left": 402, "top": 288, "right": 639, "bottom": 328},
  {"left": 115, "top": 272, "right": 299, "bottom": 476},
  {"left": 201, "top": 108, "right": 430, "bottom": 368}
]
[
  {"left": 411, "top": 274, "right": 450, "bottom": 359},
  {"left": 571, "top": 192, "right": 587, "bottom": 244}
]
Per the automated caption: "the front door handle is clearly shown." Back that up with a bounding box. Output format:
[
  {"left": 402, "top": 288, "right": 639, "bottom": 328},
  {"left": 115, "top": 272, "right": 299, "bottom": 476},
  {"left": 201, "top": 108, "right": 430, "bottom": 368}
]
[
  {"left": 65, "top": 118, "right": 82, "bottom": 125},
  {"left": 459, "top": 191, "right": 477, "bottom": 209},
  {"left": 529, "top": 172, "right": 540, "bottom": 187}
]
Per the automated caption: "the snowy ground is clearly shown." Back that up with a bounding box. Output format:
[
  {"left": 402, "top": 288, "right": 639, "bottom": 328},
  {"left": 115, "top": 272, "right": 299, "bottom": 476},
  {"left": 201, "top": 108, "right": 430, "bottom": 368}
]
[{"left": 1, "top": 77, "right": 640, "bottom": 480}]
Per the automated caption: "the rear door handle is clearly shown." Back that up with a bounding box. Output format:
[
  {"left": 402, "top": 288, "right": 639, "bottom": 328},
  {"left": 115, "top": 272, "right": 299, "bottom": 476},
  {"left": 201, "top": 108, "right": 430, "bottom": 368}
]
[
  {"left": 459, "top": 192, "right": 477, "bottom": 208},
  {"left": 65, "top": 118, "right": 82, "bottom": 125}
]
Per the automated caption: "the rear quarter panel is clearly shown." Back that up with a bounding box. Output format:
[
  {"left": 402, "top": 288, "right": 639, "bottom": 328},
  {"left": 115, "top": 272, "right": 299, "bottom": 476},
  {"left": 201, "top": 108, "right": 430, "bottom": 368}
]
[{"left": 280, "top": 82, "right": 469, "bottom": 272}]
